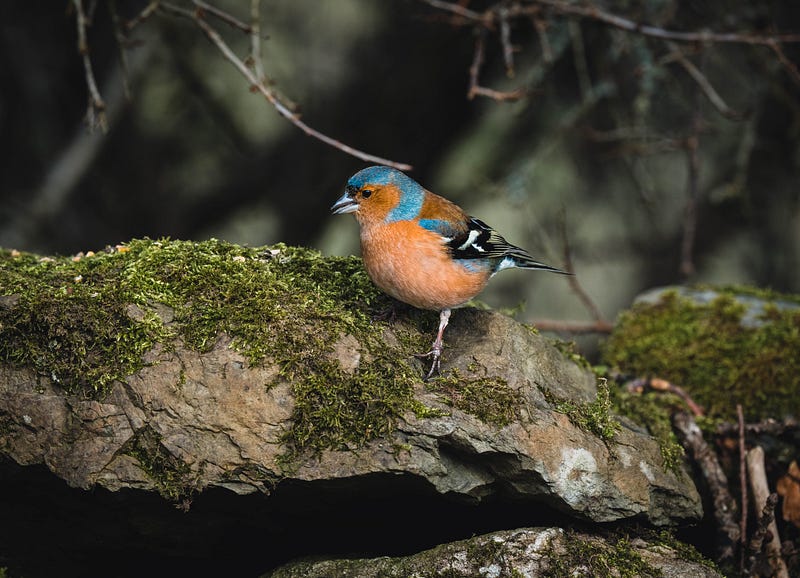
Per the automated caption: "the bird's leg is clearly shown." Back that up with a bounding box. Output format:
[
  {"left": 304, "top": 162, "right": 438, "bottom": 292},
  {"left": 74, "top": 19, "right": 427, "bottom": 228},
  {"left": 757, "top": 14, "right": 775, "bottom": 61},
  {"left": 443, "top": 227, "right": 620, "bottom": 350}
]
[{"left": 417, "top": 309, "right": 451, "bottom": 380}]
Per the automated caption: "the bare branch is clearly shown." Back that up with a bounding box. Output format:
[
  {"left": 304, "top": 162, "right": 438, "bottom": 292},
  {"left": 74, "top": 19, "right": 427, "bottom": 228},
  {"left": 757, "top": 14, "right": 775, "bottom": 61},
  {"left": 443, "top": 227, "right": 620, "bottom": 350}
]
[
  {"left": 249, "top": 0, "right": 266, "bottom": 83},
  {"left": 192, "top": 0, "right": 252, "bottom": 33},
  {"left": 568, "top": 20, "right": 592, "bottom": 102},
  {"left": 625, "top": 377, "right": 704, "bottom": 416},
  {"left": 159, "top": 2, "right": 412, "bottom": 171},
  {"left": 744, "top": 493, "right": 780, "bottom": 577},
  {"left": 532, "top": 319, "right": 613, "bottom": 334},
  {"left": 716, "top": 417, "right": 800, "bottom": 437},
  {"left": 559, "top": 212, "right": 608, "bottom": 326},
  {"left": 746, "top": 446, "right": 789, "bottom": 578},
  {"left": 661, "top": 42, "right": 742, "bottom": 119},
  {"left": 767, "top": 39, "right": 800, "bottom": 88},
  {"left": 73, "top": 0, "right": 107, "bottom": 131},
  {"left": 109, "top": 0, "right": 132, "bottom": 100},
  {"left": 421, "top": 0, "right": 800, "bottom": 46},
  {"left": 125, "top": 0, "right": 160, "bottom": 31},
  {"left": 674, "top": 411, "right": 740, "bottom": 565},
  {"left": 532, "top": 16, "right": 553, "bottom": 63},
  {"left": 419, "top": 0, "right": 485, "bottom": 24},
  {"left": 498, "top": 6, "right": 515, "bottom": 77},
  {"left": 468, "top": 29, "right": 530, "bottom": 102},
  {"left": 680, "top": 133, "right": 699, "bottom": 278},
  {"left": 530, "top": 0, "right": 800, "bottom": 46},
  {"left": 738, "top": 403, "right": 747, "bottom": 575}
]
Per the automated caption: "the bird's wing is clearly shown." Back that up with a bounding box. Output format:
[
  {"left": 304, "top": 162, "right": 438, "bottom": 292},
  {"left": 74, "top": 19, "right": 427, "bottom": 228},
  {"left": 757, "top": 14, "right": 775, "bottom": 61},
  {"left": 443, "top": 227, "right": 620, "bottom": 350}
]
[
  {"left": 444, "top": 217, "right": 514, "bottom": 260},
  {"left": 447, "top": 218, "right": 571, "bottom": 273}
]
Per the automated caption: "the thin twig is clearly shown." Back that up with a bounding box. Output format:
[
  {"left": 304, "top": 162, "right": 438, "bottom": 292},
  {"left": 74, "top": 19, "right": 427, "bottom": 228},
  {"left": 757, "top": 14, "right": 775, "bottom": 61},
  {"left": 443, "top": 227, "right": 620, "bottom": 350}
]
[
  {"left": 530, "top": 0, "right": 800, "bottom": 46},
  {"left": 625, "top": 377, "right": 704, "bottom": 416},
  {"left": 532, "top": 319, "right": 614, "bottom": 334},
  {"left": 680, "top": 133, "right": 700, "bottom": 278},
  {"left": 746, "top": 446, "right": 789, "bottom": 578},
  {"left": 249, "top": 0, "right": 266, "bottom": 83},
  {"left": 73, "top": 0, "right": 107, "bottom": 131},
  {"left": 569, "top": 19, "right": 592, "bottom": 102},
  {"left": 468, "top": 28, "right": 529, "bottom": 101},
  {"left": 662, "top": 42, "right": 742, "bottom": 119},
  {"left": 532, "top": 16, "right": 553, "bottom": 63},
  {"left": 767, "top": 39, "right": 800, "bottom": 88},
  {"left": 673, "top": 411, "right": 740, "bottom": 565},
  {"left": 745, "top": 493, "right": 780, "bottom": 577},
  {"left": 192, "top": 0, "right": 252, "bottom": 32},
  {"left": 419, "top": 0, "right": 485, "bottom": 23},
  {"left": 559, "top": 211, "right": 608, "bottom": 326},
  {"left": 160, "top": 2, "right": 412, "bottom": 171},
  {"left": 738, "top": 403, "right": 747, "bottom": 576},
  {"left": 421, "top": 0, "right": 800, "bottom": 45},
  {"left": 716, "top": 417, "right": 800, "bottom": 437},
  {"left": 498, "top": 6, "right": 515, "bottom": 77},
  {"left": 125, "top": 0, "right": 160, "bottom": 31},
  {"left": 109, "top": 0, "right": 132, "bottom": 101}
]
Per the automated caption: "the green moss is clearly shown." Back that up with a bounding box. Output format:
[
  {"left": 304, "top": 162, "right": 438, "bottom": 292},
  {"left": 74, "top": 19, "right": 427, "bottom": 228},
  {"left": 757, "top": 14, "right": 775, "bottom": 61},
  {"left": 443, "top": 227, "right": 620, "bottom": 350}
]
[
  {"left": 608, "top": 385, "right": 685, "bottom": 474},
  {"left": 547, "top": 530, "right": 663, "bottom": 578},
  {"left": 427, "top": 368, "right": 521, "bottom": 427},
  {"left": 603, "top": 289, "right": 800, "bottom": 421},
  {"left": 551, "top": 338, "right": 592, "bottom": 371},
  {"left": 651, "top": 529, "right": 721, "bottom": 572},
  {"left": 543, "top": 378, "right": 621, "bottom": 441},
  {"left": 0, "top": 239, "right": 437, "bottom": 467},
  {"left": 121, "top": 425, "right": 195, "bottom": 503}
]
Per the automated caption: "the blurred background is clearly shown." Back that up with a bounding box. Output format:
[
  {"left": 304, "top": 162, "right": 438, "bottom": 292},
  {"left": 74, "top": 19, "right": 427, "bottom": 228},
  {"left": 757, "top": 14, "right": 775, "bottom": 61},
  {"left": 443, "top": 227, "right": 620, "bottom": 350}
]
[{"left": 1, "top": 0, "right": 798, "bottom": 356}]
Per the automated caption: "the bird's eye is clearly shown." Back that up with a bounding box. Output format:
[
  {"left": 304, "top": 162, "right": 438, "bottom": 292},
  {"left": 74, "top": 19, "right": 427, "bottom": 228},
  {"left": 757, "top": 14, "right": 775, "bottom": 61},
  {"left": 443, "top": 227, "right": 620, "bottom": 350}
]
[{"left": 362, "top": 189, "right": 373, "bottom": 198}]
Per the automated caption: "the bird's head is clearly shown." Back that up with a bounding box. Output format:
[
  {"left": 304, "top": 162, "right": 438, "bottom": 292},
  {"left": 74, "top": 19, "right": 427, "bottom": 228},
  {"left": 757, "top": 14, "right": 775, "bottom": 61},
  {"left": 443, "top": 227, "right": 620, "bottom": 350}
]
[{"left": 331, "top": 166, "right": 425, "bottom": 225}]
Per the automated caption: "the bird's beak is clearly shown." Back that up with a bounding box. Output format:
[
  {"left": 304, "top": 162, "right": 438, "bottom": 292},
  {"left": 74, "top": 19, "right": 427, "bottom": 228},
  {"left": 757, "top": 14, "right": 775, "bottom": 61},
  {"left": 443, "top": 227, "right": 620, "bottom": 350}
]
[{"left": 331, "top": 192, "right": 359, "bottom": 215}]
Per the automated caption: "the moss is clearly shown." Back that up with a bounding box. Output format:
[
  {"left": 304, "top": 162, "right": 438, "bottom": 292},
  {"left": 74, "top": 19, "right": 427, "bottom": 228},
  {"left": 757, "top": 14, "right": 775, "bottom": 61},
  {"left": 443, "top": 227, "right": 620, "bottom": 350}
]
[
  {"left": 551, "top": 338, "right": 592, "bottom": 371},
  {"left": 609, "top": 385, "right": 685, "bottom": 474},
  {"left": 427, "top": 368, "right": 521, "bottom": 428},
  {"left": 121, "top": 425, "right": 195, "bottom": 503},
  {"left": 546, "top": 530, "right": 663, "bottom": 578},
  {"left": 603, "top": 288, "right": 800, "bottom": 421},
  {"left": 543, "top": 378, "right": 621, "bottom": 441},
  {"left": 650, "top": 529, "right": 721, "bottom": 572},
  {"left": 0, "top": 239, "right": 437, "bottom": 466}
]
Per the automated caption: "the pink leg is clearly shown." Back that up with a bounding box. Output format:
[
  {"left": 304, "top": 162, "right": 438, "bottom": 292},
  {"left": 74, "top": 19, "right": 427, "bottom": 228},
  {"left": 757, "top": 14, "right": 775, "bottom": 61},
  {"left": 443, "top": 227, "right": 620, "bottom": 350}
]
[{"left": 422, "top": 309, "right": 451, "bottom": 380}]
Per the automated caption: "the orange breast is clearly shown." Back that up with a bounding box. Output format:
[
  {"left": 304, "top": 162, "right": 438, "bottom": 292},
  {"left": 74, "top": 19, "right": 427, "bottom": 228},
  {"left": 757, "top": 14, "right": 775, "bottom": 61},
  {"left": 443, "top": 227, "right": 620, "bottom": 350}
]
[{"left": 360, "top": 221, "right": 490, "bottom": 310}]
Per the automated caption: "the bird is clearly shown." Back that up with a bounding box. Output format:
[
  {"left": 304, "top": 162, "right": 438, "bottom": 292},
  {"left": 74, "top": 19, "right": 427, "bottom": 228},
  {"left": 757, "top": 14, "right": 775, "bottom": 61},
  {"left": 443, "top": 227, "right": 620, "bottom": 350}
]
[{"left": 331, "top": 165, "right": 570, "bottom": 380}]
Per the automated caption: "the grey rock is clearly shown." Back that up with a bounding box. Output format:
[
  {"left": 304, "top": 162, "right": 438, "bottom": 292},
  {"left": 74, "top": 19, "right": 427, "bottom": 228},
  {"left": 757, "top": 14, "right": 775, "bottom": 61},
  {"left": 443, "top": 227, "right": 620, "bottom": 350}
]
[
  {"left": 0, "top": 309, "right": 701, "bottom": 526},
  {"left": 265, "top": 527, "right": 722, "bottom": 578}
]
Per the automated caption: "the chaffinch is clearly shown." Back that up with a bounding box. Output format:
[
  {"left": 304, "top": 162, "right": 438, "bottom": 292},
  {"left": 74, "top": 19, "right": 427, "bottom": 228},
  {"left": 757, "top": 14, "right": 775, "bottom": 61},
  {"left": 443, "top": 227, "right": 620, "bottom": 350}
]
[{"left": 331, "top": 165, "right": 570, "bottom": 379}]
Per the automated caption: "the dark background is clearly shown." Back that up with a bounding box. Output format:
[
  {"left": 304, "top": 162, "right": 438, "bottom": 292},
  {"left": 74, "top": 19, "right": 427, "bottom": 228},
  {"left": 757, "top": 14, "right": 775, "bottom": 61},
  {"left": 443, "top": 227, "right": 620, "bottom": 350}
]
[{"left": 1, "top": 0, "right": 798, "bottom": 346}]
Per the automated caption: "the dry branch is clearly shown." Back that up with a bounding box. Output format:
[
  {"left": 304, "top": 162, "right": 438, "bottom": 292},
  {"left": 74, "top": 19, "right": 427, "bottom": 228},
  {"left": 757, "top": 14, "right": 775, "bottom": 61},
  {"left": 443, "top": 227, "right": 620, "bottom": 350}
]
[
  {"left": 673, "top": 411, "right": 739, "bottom": 565},
  {"left": 737, "top": 404, "right": 747, "bottom": 575},
  {"left": 746, "top": 446, "right": 789, "bottom": 578},
  {"left": 159, "top": 2, "right": 412, "bottom": 170},
  {"left": 625, "top": 378, "right": 704, "bottom": 416},
  {"left": 73, "top": 0, "right": 107, "bottom": 131}
]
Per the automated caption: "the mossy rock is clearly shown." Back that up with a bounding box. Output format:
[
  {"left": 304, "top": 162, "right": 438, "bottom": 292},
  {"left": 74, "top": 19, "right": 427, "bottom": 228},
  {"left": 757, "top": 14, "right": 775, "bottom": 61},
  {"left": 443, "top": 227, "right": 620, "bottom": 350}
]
[
  {"left": 0, "top": 239, "right": 433, "bottom": 458},
  {"left": 603, "top": 286, "right": 800, "bottom": 421},
  {"left": 265, "top": 527, "right": 722, "bottom": 578}
]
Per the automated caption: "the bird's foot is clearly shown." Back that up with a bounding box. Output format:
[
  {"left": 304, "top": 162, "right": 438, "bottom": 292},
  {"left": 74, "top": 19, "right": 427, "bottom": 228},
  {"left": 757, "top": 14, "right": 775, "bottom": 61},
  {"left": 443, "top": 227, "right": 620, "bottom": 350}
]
[{"left": 414, "top": 342, "right": 443, "bottom": 381}]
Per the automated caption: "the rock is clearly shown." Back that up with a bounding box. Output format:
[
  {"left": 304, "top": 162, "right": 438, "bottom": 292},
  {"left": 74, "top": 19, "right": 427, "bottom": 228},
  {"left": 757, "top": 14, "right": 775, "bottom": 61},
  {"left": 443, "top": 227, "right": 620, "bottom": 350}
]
[
  {"left": 0, "top": 242, "right": 703, "bottom": 575},
  {"left": 604, "top": 284, "right": 800, "bottom": 421},
  {"left": 265, "top": 527, "right": 722, "bottom": 578},
  {"left": 0, "top": 309, "right": 700, "bottom": 526}
]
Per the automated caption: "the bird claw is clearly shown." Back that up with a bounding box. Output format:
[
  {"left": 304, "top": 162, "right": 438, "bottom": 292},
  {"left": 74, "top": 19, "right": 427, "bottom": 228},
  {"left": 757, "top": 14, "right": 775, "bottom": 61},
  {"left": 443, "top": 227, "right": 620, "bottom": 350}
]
[{"left": 414, "top": 345, "right": 443, "bottom": 381}]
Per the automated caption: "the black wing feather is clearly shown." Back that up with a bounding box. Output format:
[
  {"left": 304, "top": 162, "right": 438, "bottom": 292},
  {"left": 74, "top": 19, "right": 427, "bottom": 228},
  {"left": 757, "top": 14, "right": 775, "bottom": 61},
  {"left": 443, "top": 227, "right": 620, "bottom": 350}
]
[{"left": 446, "top": 218, "right": 570, "bottom": 274}]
